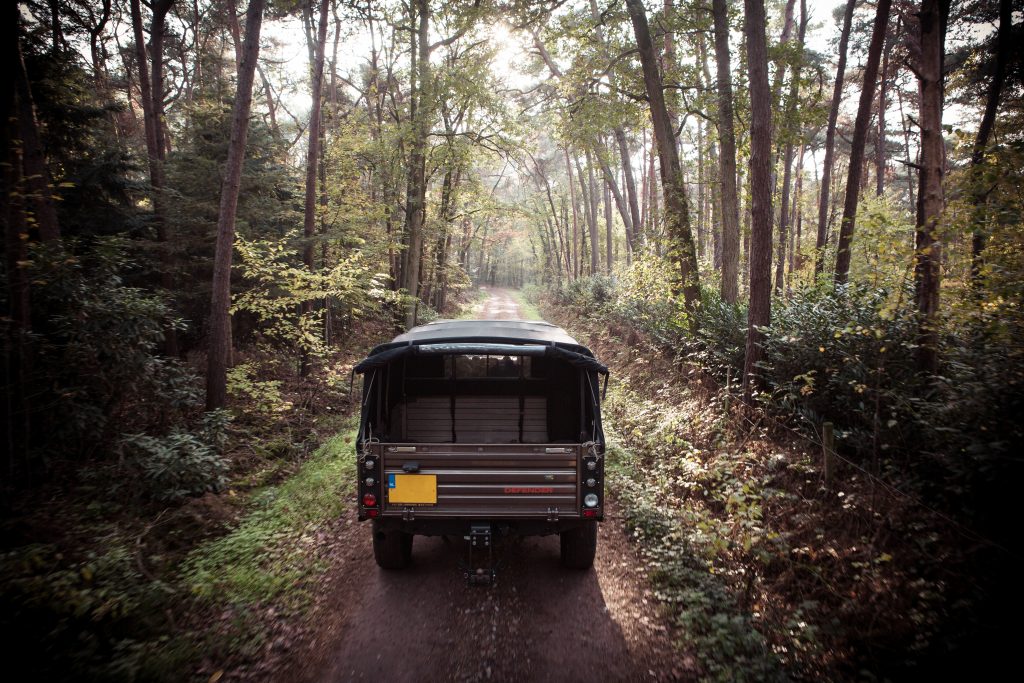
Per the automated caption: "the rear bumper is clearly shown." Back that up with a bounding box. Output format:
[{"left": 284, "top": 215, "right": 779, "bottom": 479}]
[
  {"left": 367, "top": 516, "right": 601, "bottom": 537},
  {"left": 357, "top": 442, "right": 605, "bottom": 520}
]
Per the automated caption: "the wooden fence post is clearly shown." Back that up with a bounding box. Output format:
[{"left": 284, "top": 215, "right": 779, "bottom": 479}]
[
  {"left": 822, "top": 421, "right": 835, "bottom": 490},
  {"left": 724, "top": 367, "right": 731, "bottom": 415}
]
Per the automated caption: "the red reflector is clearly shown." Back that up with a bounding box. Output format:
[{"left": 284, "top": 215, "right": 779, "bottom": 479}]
[
  {"left": 583, "top": 509, "right": 597, "bottom": 518},
  {"left": 362, "top": 493, "right": 377, "bottom": 507},
  {"left": 366, "top": 509, "right": 379, "bottom": 518}
]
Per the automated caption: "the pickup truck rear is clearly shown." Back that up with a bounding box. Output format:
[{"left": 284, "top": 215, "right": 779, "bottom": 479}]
[{"left": 353, "top": 320, "right": 608, "bottom": 578}]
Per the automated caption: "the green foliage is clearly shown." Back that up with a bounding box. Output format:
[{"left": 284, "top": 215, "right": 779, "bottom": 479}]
[
  {"left": 182, "top": 425, "right": 357, "bottom": 606},
  {"left": 760, "top": 283, "right": 921, "bottom": 455},
  {"left": 0, "top": 538, "right": 180, "bottom": 682},
  {"left": 11, "top": 238, "right": 201, "bottom": 457},
  {"left": 227, "top": 363, "right": 295, "bottom": 415},
  {"left": 603, "top": 396, "right": 787, "bottom": 681},
  {"left": 232, "top": 233, "right": 395, "bottom": 362},
  {"left": 120, "top": 411, "right": 231, "bottom": 504}
]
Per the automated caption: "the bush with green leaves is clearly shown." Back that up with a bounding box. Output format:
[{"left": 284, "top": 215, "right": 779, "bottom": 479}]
[
  {"left": 14, "top": 239, "right": 201, "bottom": 456},
  {"left": 120, "top": 411, "right": 230, "bottom": 503},
  {"left": 759, "top": 283, "right": 922, "bottom": 457}
]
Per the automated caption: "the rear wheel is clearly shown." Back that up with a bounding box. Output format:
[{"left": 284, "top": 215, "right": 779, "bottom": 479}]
[
  {"left": 560, "top": 520, "right": 598, "bottom": 569},
  {"left": 372, "top": 520, "right": 413, "bottom": 569}
]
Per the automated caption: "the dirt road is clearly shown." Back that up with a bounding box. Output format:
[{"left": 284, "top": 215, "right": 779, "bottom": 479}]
[
  {"left": 285, "top": 289, "right": 687, "bottom": 682},
  {"left": 476, "top": 287, "right": 523, "bottom": 320}
]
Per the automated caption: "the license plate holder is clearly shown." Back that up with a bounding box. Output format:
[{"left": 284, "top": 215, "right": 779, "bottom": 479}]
[{"left": 387, "top": 473, "right": 437, "bottom": 505}]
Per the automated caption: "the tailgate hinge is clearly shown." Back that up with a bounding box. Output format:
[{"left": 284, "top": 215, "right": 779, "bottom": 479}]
[
  {"left": 402, "top": 507, "right": 416, "bottom": 522},
  {"left": 546, "top": 506, "right": 560, "bottom": 522}
]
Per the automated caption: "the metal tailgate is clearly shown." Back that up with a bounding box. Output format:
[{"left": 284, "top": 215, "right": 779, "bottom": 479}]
[{"left": 378, "top": 443, "right": 580, "bottom": 518}]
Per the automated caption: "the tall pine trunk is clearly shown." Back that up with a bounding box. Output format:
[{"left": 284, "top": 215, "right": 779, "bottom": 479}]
[
  {"left": 625, "top": 0, "right": 701, "bottom": 316},
  {"left": 914, "top": 0, "right": 947, "bottom": 374},
  {"left": 130, "top": 0, "right": 178, "bottom": 355},
  {"left": 774, "top": 0, "right": 807, "bottom": 294},
  {"left": 742, "top": 0, "right": 773, "bottom": 400},
  {"left": 206, "top": 0, "right": 265, "bottom": 410},
  {"left": 833, "top": 0, "right": 891, "bottom": 285},
  {"left": 970, "top": 0, "right": 1012, "bottom": 286},
  {"left": 712, "top": 0, "right": 740, "bottom": 303},
  {"left": 403, "top": 0, "right": 430, "bottom": 327},
  {"left": 814, "top": 0, "right": 855, "bottom": 276},
  {"left": 614, "top": 128, "right": 641, "bottom": 260},
  {"left": 300, "top": 0, "right": 330, "bottom": 376}
]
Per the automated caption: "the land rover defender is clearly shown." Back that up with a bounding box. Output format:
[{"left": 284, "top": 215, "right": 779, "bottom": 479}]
[{"left": 353, "top": 320, "right": 608, "bottom": 578}]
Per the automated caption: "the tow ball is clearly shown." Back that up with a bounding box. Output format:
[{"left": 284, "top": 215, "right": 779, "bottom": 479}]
[{"left": 465, "top": 523, "right": 495, "bottom": 585}]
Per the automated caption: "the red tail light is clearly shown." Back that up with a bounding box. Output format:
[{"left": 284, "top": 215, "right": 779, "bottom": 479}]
[
  {"left": 366, "top": 509, "right": 379, "bottom": 518},
  {"left": 362, "top": 493, "right": 377, "bottom": 507},
  {"left": 583, "top": 509, "right": 597, "bottom": 518}
]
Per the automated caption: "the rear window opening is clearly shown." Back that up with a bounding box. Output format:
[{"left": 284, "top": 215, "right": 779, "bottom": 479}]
[{"left": 360, "top": 351, "right": 597, "bottom": 445}]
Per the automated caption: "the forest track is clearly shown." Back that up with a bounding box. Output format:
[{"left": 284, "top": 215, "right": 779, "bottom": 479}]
[
  {"left": 283, "top": 289, "right": 689, "bottom": 683},
  {"left": 476, "top": 287, "right": 522, "bottom": 320}
]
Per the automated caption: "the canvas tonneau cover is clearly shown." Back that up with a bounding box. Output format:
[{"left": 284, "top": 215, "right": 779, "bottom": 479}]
[{"left": 354, "top": 320, "right": 608, "bottom": 376}]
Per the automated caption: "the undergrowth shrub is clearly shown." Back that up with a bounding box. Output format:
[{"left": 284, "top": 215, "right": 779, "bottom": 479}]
[
  {"left": 545, "top": 261, "right": 1020, "bottom": 491},
  {"left": 120, "top": 411, "right": 231, "bottom": 503},
  {"left": 0, "top": 539, "right": 182, "bottom": 682},
  {"left": 20, "top": 238, "right": 200, "bottom": 456},
  {"left": 759, "top": 283, "right": 921, "bottom": 457}
]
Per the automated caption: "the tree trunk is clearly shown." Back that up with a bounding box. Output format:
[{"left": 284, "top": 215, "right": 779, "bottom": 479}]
[
  {"left": 300, "top": 0, "right": 330, "bottom": 376},
  {"left": 566, "top": 147, "right": 580, "bottom": 279},
  {"left": 790, "top": 142, "right": 805, "bottom": 289},
  {"left": 833, "top": 0, "right": 891, "bottom": 285},
  {"left": 403, "top": 0, "right": 430, "bottom": 327},
  {"left": 876, "top": 19, "right": 894, "bottom": 197},
  {"left": 614, "top": 127, "right": 641, "bottom": 259},
  {"left": 775, "top": 0, "right": 807, "bottom": 294},
  {"left": 604, "top": 166, "right": 613, "bottom": 273},
  {"left": 742, "top": 0, "right": 773, "bottom": 400},
  {"left": 914, "top": 0, "right": 947, "bottom": 374},
  {"left": 149, "top": 1, "right": 174, "bottom": 168},
  {"left": 625, "top": 0, "right": 701, "bottom": 314},
  {"left": 205, "top": 0, "right": 265, "bottom": 410},
  {"left": 600, "top": 154, "right": 633, "bottom": 262},
  {"left": 130, "top": 0, "right": 178, "bottom": 355},
  {"left": 12, "top": 18, "right": 60, "bottom": 243},
  {"left": 712, "top": 0, "right": 740, "bottom": 303},
  {"left": 970, "top": 0, "right": 1012, "bottom": 286},
  {"left": 583, "top": 151, "right": 599, "bottom": 275},
  {"left": 814, "top": 0, "right": 856, "bottom": 276}
]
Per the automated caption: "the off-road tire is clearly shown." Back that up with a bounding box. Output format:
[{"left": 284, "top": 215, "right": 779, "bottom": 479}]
[
  {"left": 560, "top": 520, "right": 598, "bottom": 569},
  {"left": 372, "top": 521, "right": 413, "bottom": 569}
]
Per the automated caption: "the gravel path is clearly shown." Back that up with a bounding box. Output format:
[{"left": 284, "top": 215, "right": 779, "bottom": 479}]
[{"left": 477, "top": 287, "right": 522, "bottom": 320}]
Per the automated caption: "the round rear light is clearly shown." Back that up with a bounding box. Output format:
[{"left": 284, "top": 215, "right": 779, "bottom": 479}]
[
  {"left": 364, "top": 458, "right": 376, "bottom": 470},
  {"left": 365, "top": 477, "right": 376, "bottom": 487},
  {"left": 583, "top": 493, "right": 599, "bottom": 508},
  {"left": 586, "top": 460, "right": 597, "bottom": 471},
  {"left": 586, "top": 478, "right": 597, "bottom": 487},
  {"left": 362, "top": 493, "right": 377, "bottom": 507}
]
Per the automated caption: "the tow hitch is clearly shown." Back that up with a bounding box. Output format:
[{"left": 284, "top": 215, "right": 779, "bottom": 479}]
[{"left": 464, "top": 523, "right": 495, "bottom": 585}]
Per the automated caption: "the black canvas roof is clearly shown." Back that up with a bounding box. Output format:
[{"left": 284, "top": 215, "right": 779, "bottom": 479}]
[
  {"left": 355, "top": 319, "right": 606, "bottom": 375},
  {"left": 390, "top": 319, "right": 580, "bottom": 346}
]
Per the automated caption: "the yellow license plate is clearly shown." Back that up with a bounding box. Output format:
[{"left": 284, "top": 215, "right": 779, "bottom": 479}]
[{"left": 387, "top": 474, "right": 437, "bottom": 505}]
